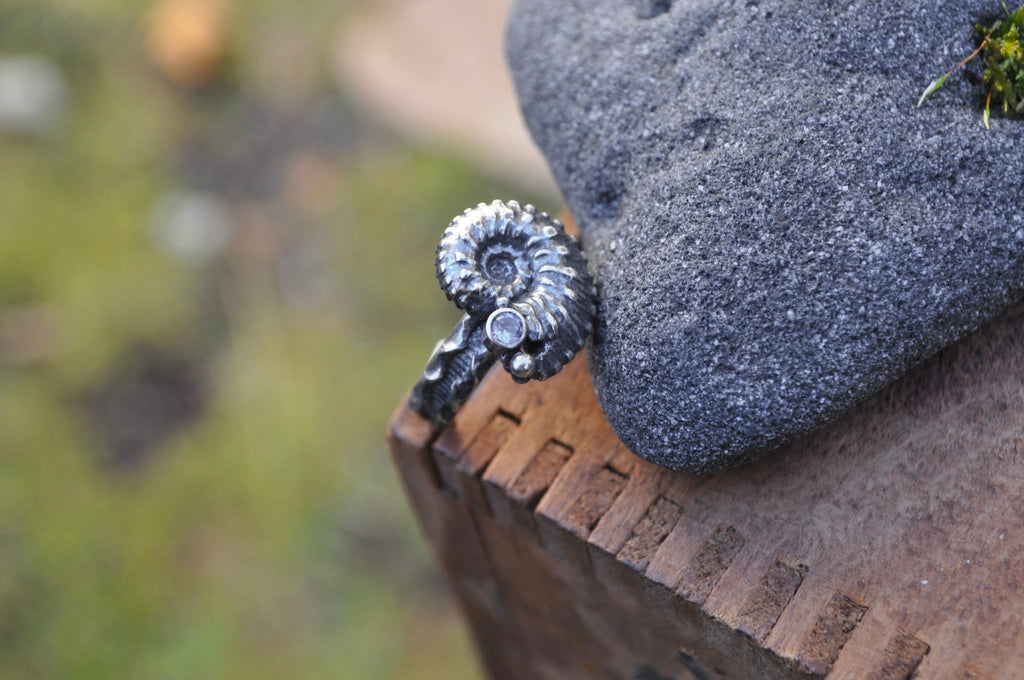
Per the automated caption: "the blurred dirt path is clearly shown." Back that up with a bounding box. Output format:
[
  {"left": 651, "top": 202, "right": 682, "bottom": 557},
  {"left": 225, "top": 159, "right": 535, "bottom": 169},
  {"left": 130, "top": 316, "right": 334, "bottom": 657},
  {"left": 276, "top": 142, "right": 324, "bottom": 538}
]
[{"left": 335, "top": 0, "right": 558, "bottom": 196}]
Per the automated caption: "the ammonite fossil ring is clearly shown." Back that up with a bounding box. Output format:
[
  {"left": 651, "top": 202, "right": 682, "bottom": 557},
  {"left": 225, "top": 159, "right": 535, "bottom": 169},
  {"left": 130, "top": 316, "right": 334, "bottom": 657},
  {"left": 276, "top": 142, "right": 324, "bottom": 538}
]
[{"left": 409, "top": 200, "right": 597, "bottom": 427}]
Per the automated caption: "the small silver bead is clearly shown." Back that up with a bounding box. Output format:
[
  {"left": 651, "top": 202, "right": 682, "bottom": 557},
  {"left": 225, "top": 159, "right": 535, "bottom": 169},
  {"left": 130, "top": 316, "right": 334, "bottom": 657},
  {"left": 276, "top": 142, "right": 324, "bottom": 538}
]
[{"left": 510, "top": 352, "right": 536, "bottom": 379}]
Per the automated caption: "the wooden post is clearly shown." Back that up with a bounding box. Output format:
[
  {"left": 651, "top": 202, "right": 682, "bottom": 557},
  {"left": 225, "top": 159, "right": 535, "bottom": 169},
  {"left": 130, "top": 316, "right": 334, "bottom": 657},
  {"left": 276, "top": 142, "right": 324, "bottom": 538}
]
[{"left": 388, "top": 286, "right": 1024, "bottom": 680}]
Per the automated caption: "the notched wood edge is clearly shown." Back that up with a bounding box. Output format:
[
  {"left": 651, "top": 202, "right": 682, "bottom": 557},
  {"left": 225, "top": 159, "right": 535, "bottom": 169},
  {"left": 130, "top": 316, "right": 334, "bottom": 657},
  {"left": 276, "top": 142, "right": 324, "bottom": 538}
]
[
  {"left": 735, "top": 559, "right": 810, "bottom": 643},
  {"left": 387, "top": 401, "right": 444, "bottom": 492},
  {"left": 562, "top": 463, "right": 630, "bottom": 538},
  {"left": 678, "top": 524, "right": 746, "bottom": 606},
  {"left": 506, "top": 438, "right": 575, "bottom": 510},
  {"left": 617, "top": 496, "right": 684, "bottom": 573},
  {"left": 797, "top": 592, "right": 868, "bottom": 677},
  {"left": 870, "top": 629, "right": 929, "bottom": 680},
  {"left": 387, "top": 397, "right": 441, "bottom": 450},
  {"left": 456, "top": 408, "right": 522, "bottom": 475},
  {"left": 430, "top": 408, "right": 519, "bottom": 498}
]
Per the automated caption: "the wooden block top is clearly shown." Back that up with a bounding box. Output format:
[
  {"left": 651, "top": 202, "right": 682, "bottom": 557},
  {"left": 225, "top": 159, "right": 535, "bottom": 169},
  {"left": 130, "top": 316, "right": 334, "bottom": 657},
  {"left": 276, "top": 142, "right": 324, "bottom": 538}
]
[{"left": 390, "top": 300, "right": 1024, "bottom": 679}]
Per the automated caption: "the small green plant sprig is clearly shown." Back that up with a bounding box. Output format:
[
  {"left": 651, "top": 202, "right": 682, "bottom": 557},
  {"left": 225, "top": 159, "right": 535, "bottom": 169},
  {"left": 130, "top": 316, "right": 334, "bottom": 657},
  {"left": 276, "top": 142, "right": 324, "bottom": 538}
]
[{"left": 917, "top": 1, "right": 1024, "bottom": 128}]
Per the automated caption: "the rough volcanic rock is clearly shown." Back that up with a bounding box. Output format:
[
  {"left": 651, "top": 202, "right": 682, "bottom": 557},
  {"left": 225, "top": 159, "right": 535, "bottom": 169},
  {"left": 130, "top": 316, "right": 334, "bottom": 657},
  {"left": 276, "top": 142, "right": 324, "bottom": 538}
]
[{"left": 506, "top": 0, "right": 1024, "bottom": 473}]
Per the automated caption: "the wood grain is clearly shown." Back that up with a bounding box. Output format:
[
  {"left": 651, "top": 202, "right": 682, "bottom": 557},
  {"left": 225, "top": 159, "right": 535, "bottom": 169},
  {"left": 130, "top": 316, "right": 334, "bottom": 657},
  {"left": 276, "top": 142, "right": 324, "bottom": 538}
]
[{"left": 388, "top": 253, "right": 1024, "bottom": 678}]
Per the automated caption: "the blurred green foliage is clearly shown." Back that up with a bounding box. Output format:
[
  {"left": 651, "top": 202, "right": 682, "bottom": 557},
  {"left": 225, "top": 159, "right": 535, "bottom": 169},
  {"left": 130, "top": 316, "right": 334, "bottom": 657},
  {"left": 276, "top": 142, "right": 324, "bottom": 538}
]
[{"left": 0, "top": 1, "right": 544, "bottom": 678}]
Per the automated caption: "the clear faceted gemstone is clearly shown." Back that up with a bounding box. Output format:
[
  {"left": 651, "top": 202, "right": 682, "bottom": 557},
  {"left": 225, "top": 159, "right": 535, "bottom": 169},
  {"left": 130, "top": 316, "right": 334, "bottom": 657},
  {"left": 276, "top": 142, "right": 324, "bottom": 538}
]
[{"left": 486, "top": 308, "right": 526, "bottom": 349}]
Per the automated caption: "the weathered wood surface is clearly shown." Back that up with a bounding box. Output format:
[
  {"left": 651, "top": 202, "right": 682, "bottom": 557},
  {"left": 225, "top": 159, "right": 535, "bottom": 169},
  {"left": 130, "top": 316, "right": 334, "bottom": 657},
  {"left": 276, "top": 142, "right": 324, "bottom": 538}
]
[{"left": 388, "top": 297, "right": 1024, "bottom": 680}]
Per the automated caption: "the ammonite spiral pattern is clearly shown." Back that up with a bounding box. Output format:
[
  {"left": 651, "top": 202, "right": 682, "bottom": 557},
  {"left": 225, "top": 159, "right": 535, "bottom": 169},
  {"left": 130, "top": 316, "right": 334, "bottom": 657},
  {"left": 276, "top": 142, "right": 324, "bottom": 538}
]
[{"left": 410, "top": 200, "right": 596, "bottom": 427}]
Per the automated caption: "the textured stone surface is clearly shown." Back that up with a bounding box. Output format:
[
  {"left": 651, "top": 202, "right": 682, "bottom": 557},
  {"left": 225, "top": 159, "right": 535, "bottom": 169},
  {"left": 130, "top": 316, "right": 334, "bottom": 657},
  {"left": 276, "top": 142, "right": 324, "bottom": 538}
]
[{"left": 506, "top": 0, "right": 1024, "bottom": 473}]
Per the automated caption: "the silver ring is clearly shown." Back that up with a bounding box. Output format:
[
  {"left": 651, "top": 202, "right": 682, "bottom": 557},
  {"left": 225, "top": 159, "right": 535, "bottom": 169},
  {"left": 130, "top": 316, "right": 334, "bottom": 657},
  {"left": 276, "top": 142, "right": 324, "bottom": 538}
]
[{"left": 409, "top": 200, "right": 596, "bottom": 427}]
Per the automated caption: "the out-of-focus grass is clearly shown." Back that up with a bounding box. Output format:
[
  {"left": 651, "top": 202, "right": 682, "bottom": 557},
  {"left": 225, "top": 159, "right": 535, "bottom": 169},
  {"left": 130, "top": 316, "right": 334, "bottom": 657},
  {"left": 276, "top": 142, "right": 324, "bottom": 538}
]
[{"left": 0, "top": 1, "right": 544, "bottom": 678}]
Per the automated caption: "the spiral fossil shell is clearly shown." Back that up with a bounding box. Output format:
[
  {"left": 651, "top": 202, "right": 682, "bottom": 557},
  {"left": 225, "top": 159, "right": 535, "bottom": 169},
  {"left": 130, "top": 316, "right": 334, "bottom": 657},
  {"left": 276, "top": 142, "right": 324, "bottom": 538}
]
[{"left": 436, "top": 200, "right": 596, "bottom": 382}]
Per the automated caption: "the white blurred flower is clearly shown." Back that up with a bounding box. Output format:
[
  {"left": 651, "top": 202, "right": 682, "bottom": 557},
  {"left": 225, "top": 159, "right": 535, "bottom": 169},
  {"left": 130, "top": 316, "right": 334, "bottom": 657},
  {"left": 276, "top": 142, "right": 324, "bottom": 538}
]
[
  {"left": 151, "top": 190, "right": 235, "bottom": 265},
  {"left": 0, "top": 55, "right": 67, "bottom": 136}
]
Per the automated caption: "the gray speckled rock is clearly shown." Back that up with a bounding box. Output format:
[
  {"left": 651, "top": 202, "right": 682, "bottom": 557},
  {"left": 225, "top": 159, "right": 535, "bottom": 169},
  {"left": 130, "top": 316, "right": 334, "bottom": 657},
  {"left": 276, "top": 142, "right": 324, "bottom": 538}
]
[{"left": 506, "top": 0, "right": 1024, "bottom": 473}]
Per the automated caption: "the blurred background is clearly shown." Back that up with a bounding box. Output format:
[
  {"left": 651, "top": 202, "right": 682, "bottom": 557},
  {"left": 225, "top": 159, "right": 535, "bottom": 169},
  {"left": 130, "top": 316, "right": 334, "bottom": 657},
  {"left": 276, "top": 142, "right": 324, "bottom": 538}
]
[{"left": 0, "top": 0, "right": 557, "bottom": 678}]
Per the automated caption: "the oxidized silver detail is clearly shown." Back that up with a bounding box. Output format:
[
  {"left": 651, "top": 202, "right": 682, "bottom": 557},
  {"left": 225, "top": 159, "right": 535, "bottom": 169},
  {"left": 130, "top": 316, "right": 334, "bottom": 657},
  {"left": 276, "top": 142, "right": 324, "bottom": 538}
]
[{"left": 409, "top": 199, "right": 596, "bottom": 427}]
